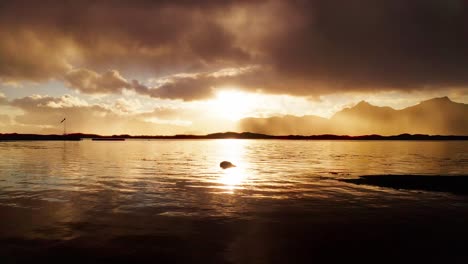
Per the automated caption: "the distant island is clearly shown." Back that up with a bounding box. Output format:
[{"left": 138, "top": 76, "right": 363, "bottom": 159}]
[{"left": 0, "top": 132, "right": 466, "bottom": 141}]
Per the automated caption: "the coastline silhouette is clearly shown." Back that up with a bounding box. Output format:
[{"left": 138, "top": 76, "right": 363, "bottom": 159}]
[
  {"left": 342, "top": 175, "right": 468, "bottom": 196},
  {"left": 0, "top": 132, "right": 466, "bottom": 141}
]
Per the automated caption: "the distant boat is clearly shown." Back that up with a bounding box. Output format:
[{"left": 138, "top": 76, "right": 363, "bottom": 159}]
[{"left": 92, "top": 138, "right": 126, "bottom": 141}]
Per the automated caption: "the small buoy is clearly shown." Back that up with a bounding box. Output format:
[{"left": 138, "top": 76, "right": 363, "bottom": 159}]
[{"left": 220, "top": 161, "right": 236, "bottom": 169}]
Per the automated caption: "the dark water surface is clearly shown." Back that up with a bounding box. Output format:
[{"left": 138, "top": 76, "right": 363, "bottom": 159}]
[{"left": 0, "top": 140, "right": 467, "bottom": 263}]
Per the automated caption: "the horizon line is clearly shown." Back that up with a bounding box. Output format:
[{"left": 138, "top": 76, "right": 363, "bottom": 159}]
[{"left": 1, "top": 131, "right": 467, "bottom": 140}]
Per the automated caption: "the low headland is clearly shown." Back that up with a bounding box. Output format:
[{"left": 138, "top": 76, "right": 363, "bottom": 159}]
[{"left": 341, "top": 175, "right": 468, "bottom": 196}]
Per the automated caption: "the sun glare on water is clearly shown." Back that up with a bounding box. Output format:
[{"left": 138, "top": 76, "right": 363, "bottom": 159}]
[
  {"left": 219, "top": 166, "right": 247, "bottom": 192},
  {"left": 216, "top": 139, "right": 249, "bottom": 193}
]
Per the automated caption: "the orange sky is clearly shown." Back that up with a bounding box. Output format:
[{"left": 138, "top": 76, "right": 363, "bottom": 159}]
[{"left": 0, "top": 0, "right": 467, "bottom": 135}]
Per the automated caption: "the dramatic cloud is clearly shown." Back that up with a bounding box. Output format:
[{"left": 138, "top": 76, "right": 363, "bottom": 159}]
[
  {"left": 0, "top": 30, "right": 73, "bottom": 82},
  {"left": 2, "top": 0, "right": 468, "bottom": 98},
  {"left": 64, "top": 66, "right": 261, "bottom": 100},
  {"left": 0, "top": 0, "right": 257, "bottom": 83},
  {"left": 265, "top": 0, "right": 468, "bottom": 91},
  {"left": 140, "top": 66, "right": 262, "bottom": 100},
  {"left": 65, "top": 69, "right": 129, "bottom": 94}
]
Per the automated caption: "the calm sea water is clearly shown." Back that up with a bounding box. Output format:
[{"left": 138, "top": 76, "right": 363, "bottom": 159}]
[{"left": 0, "top": 140, "right": 468, "bottom": 263}]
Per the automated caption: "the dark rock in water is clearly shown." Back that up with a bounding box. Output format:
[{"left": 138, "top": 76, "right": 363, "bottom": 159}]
[
  {"left": 220, "top": 161, "right": 236, "bottom": 169},
  {"left": 340, "top": 175, "right": 468, "bottom": 195}
]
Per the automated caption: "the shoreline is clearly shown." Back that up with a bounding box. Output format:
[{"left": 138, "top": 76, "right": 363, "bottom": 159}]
[
  {"left": 1, "top": 132, "right": 467, "bottom": 141},
  {"left": 341, "top": 175, "right": 468, "bottom": 195}
]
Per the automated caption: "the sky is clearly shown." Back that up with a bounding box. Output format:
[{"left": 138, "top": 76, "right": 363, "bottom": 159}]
[{"left": 1, "top": 0, "right": 467, "bottom": 135}]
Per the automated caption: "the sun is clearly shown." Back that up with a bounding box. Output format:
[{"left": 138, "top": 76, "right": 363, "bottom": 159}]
[{"left": 212, "top": 90, "right": 256, "bottom": 120}]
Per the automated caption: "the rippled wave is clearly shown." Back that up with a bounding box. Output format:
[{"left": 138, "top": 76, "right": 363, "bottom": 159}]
[{"left": 0, "top": 140, "right": 466, "bottom": 213}]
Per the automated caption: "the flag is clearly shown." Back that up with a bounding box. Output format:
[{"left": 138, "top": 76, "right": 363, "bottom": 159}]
[{"left": 60, "top": 118, "right": 66, "bottom": 123}]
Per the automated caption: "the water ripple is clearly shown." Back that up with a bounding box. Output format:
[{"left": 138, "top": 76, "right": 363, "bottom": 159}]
[{"left": 0, "top": 140, "right": 466, "bottom": 216}]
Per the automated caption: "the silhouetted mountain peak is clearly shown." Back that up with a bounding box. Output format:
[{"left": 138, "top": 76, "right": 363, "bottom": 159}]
[
  {"left": 336, "top": 100, "right": 393, "bottom": 115},
  {"left": 348, "top": 100, "right": 395, "bottom": 111},
  {"left": 419, "top": 96, "right": 453, "bottom": 105},
  {"left": 355, "top": 100, "right": 372, "bottom": 107},
  {"left": 239, "top": 96, "right": 467, "bottom": 136}
]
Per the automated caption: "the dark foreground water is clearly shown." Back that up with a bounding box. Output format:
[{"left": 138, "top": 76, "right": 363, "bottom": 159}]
[{"left": 0, "top": 140, "right": 467, "bottom": 263}]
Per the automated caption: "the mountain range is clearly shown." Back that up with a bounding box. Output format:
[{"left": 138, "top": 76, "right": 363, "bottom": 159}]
[{"left": 238, "top": 97, "right": 468, "bottom": 136}]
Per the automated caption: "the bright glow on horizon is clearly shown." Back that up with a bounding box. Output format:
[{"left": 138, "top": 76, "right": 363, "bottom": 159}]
[{"left": 212, "top": 89, "right": 257, "bottom": 121}]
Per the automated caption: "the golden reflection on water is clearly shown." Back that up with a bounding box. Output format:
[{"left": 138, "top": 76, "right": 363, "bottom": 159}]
[
  {"left": 215, "top": 140, "right": 249, "bottom": 193},
  {"left": 219, "top": 167, "right": 248, "bottom": 192}
]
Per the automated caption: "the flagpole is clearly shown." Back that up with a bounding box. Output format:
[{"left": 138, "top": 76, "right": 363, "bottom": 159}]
[{"left": 60, "top": 117, "right": 67, "bottom": 136}]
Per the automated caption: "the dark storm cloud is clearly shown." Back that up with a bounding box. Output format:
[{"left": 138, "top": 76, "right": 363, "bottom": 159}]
[
  {"left": 0, "top": 0, "right": 255, "bottom": 82},
  {"left": 266, "top": 0, "right": 468, "bottom": 90},
  {"left": 1, "top": 0, "right": 467, "bottom": 98},
  {"left": 0, "top": 30, "right": 73, "bottom": 82}
]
